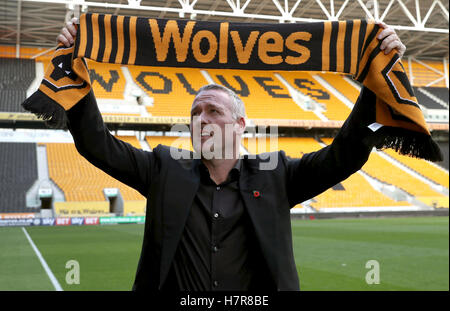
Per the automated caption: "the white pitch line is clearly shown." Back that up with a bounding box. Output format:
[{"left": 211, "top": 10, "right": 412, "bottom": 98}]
[{"left": 22, "top": 227, "right": 63, "bottom": 291}]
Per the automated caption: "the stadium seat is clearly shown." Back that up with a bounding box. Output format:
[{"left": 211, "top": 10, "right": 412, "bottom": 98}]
[
  {"left": 0, "top": 58, "right": 35, "bottom": 112},
  {"left": 278, "top": 72, "right": 352, "bottom": 121},
  {"left": 322, "top": 138, "right": 445, "bottom": 200},
  {"left": 128, "top": 65, "right": 209, "bottom": 117},
  {"left": 86, "top": 60, "right": 126, "bottom": 100},
  {"left": 383, "top": 149, "right": 449, "bottom": 189},
  {"left": 317, "top": 73, "right": 361, "bottom": 104},
  {"left": 243, "top": 136, "right": 407, "bottom": 209},
  {"left": 309, "top": 173, "right": 408, "bottom": 209},
  {"left": 45, "top": 140, "right": 145, "bottom": 208},
  {"left": 423, "top": 87, "right": 449, "bottom": 106},
  {"left": 413, "top": 86, "right": 445, "bottom": 109},
  {"left": 0, "top": 142, "right": 39, "bottom": 213},
  {"left": 403, "top": 60, "right": 447, "bottom": 88},
  {"left": 205, "top": 69, "right": 321, "bottom": 121},
  {"left": 146, "top": 135, "right": 193, "bottom": 151}
]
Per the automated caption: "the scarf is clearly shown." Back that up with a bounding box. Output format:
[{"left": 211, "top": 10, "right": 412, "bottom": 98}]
[{"left": 22, "top": 13, "right": 442, "bottom": 162}]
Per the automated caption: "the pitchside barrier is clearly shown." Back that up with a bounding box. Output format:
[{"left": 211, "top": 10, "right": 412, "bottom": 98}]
[
  {"left": 0, "top": 215, "right": 145, "bottom": 227},
  {"left": 1, "top": 112, "right": 449, "bottom": 130}
]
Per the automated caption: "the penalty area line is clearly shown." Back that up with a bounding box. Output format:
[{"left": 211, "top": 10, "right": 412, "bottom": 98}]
[{"left": 22, "top": 227, "right": 63, "bottom": 291}]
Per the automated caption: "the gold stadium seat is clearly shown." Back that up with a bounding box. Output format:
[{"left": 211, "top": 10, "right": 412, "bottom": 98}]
[
  {"left": 278, "top": 72, "right": 351, "bottom": 121},
  {"left": 243, "top": 137, "right": 409, "bottom": 209},
  {"left": 128, "top": 65, "right": 208, "bottom": 117},
  {"left": 318, "top": 73, "right": 361, "bottom": 104},
  {"left": 383, "top": 149, "right": 449, "bottom": 189},
  {"left": 322, "top": 138, "right": 445, "bottom": 199},
  {"left": 146, "top": 136, "right": 193, "bottom": 151},
  {"left": 310, "top": 173, "right": 408, "bottom": 209},
  {"left": 205, "top": 69, "right": 320, "bottom": 121},
  {"left": 86, "top": 60, "right": 126, "bottom": 99},
  {"left": 243, "top": 136, "right": 324, "bottom": 158},
  {"left": 115, "top": 135, "right": 142, "bottom": 149},
  {"left": 45, "top": 141, "right": 145, "bottom": 205},
  {"left": 403, "top": 60, "right": 447, "bottom": 88}
]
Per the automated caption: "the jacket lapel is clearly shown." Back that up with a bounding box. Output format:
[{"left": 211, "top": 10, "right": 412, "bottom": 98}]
[{"left": 159, "top": 157, "right": 200, "bottom": 289}]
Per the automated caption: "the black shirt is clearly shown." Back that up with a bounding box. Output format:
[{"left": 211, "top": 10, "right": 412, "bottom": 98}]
[{"left": 164, "top": 159, "right": 269, "bottom": 291}]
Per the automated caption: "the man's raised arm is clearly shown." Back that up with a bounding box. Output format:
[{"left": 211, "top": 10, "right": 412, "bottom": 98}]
[
  {"left": 60, "top": 19, "right": 156, "bottom": 196},
  {"left": 284, "top": 23, "right": 406, "bottom": 206}
]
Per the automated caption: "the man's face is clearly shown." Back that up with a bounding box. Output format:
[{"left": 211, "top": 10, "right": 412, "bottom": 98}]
[{"left": 190, "top": 89, "right": 245, "bottom": 159}]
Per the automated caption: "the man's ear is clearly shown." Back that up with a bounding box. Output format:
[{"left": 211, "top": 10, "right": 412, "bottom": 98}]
[{"left": 236, "top": 117, "right": 246, "bottom": 135}]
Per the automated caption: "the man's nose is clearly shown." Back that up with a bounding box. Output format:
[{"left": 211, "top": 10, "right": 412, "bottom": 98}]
[{"left": 198, "top": 111, "right": 210, "bottom": 125}]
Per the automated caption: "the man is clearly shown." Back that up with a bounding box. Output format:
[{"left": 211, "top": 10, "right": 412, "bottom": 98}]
[{"left": 58, "top": 18, "right": 406, "bottom": 291}]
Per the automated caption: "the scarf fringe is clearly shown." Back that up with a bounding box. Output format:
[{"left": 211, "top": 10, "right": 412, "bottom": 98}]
[
  {"left": 22, "top": 90, "right": 67, "bottom": 129},
  {"left": 364, "top": 126, "right": 443, "bottom": 162}
]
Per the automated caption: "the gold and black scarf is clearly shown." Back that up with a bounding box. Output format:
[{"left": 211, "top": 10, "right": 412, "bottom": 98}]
[{"left": 22, "top": 13, "right": 442, "bottom": 161}]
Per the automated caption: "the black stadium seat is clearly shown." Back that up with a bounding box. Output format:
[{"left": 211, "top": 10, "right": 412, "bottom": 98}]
[
  {"left": 412, "top": 86, "right": 445, "bottom": 109},
  {"left": 0, "top": 58, "right": 35, "bottom": 112},
  {"left": 0, "top": 142, "right": 39, "bottom": 213},
  {"left": 423, "top": 87, "right": 449, "bottom": 105}
]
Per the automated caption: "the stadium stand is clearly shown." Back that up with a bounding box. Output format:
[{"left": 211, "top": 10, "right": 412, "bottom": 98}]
[
  {"left": 243, "top": 136, "right": 408, "bottom": 209},
  {"left": 45, "top": 139, "right": 145, "bottom": 215},
  {"left": 423, "top": 87, "right": 449, "bottom": 106},
  {"left": 128, "top": 65, "right": 208, "bottom": 117},
  {"left": 86, "top": 60, "right": 126, "bottom": 100},
  {"left": 413, "top": 86, "right": 446, "bottom": 109},
  {"left": 278, "top": 71, "right": 352, "bottom": 121},
  {"left": 0, "top": 142, "right": 39, "bottom": 213},
  {"left": 317, "top": 73, "right": 361, "bottom": 104},
  {"left": 115, "top": 135, "right": 142, "bottom": 149},
  {"left": 383, "top": 149, "right": 449, "bottom": 189},
  {"left": 322, "top": 138, "right": 443, "bottom": 197},
  {"left": 0, "top": 50, "right": 447, "bottom": 214},
  {"left": 146, "top": 135, "right": 193, "bottom": 151},
  {"left": 0, "top": 58, "right": 35, "bottom": 112},
  {"left": 438, "top": 141, "right": 449, "bottom": 170},
  {"left": 403, "top": 59, "right": 448, "bottom": 88},
  {"left": 308, "top": 173, "right": 409, "bottom": 209},
  {"left": 206, "top": 69, "right": 321, "bottom": 121}
]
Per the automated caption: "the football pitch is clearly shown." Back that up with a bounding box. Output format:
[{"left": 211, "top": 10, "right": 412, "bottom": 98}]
[{"left": 0, "top": 217, "right": 448, "bottom": 291}]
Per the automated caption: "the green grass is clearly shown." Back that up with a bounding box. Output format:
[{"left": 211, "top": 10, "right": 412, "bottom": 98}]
[
  {"left": 292, "top": 217, "right": 449, "bottom": 290},
  {"left": 0, "top": 227, "right": 54, "bottom": 290},
  {"left": 0, "top": 217, "right": 448, "bottom": 291}
]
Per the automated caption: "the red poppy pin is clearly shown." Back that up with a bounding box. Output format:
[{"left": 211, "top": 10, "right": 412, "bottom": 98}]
[{"left": 253, "top": 190, "right": 261, "bottom": 198}]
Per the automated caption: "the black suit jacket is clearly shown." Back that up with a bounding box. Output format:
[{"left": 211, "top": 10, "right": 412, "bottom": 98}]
[{"left": 66, "top": 87, "right": 377, "bottom": 291}]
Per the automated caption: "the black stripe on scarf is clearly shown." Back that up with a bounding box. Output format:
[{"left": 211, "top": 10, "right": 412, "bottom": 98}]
[
  {"left": 355, "top": 20, "right": 367, "bottom": 77},
  {"left": 329, "top": 21, "right": 339, "bottom": 72},
  {"left": 122, "top": 16, "right": 131, "bottom": 64},
  {"left": 97, "top": 14, "right": 106, "bottom": 62},
  {"left": 357, "top": 40, "right": 382, "bottom": 83},
  {"left": 343, "top": 20, "right": 353, "bottom": 73},
  {"left": 109, "top": 15, "right": 118, "bottom": 63},
  {"left": 84, "top": 14, "right": 93, "bottom": 58}
]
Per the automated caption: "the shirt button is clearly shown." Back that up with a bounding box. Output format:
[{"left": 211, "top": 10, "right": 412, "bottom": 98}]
[
  {"left": 216, "top": 186, "right": 220, "bottom": 191},
  {"left": 213, "top": 245, "right": 219, "bottom": 252},
  {"left": 213, "top": 212, "right": 219, "bottom": 219},
  {"left": 213, "top": 281, "right": 219, "bottom": 287}
]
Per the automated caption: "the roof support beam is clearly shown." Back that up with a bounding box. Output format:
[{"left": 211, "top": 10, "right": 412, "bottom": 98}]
[
  {"left": 17, "top": 0, "right": 449, "bottom": 34},
  {"left": 16, "top": 0, "right": 22, "bottom": 58}
]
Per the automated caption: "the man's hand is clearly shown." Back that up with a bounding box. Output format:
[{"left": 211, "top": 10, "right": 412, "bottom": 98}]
[
  {"left": 57, "top": 17, "right": 78, "bottom": 47},
  {"left": 377, "top": 21, "right": 406, "bottom": 58}
]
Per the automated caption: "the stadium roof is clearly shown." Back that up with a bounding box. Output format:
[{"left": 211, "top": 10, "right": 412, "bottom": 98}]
[{"left": 0, "top": 0, "right": 448, "bottom": 60}]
